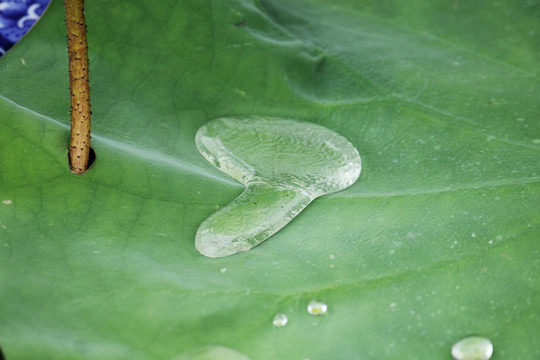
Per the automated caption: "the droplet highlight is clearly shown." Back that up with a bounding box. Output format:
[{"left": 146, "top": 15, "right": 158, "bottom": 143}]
[
  {"left": 307, "top": 300, "right": 328, "bottom": 315},
  {"left": 272, "top": 313, "right": 288, "bottom": 327},
  {"left": 195, "top": 116, "right": 362, "bottom": 258},
  {"left": 451, "top": 336, "right": 493, "bottom": 360}
]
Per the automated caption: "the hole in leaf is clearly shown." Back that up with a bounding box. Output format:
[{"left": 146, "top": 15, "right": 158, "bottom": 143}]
[{"left": 87, "top": 147, "right": 96, "bottom": 169}]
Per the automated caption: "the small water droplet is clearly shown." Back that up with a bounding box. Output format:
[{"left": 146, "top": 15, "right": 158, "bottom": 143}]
[
  {"left": 488, "top": 240, "right": 493, "bottom": 245},
  {"left": 451, "top": 336, "right": 493, "bottom": 360},
  {"left": 329, "top": 254, "right": 335, "bottom": 260},
  {"left": 307, "top": 300, "right": 327, "bottom": 315},
  {"left": 2, "top": 200, "right": 12, "bottom": 205},
  {"left": 471, "top": 233, "right": 476, "bottom": 237},
  {"left": 390, "top": 302, "right": 396, "bottom": 308},
  {"left": 533, "top": 139, "right": 540, "bottom": 144},
  {"left": 220, "top": 268, "right": 227, "bottom": 273},
  {"left": 495, "top": 235, "right": 503, "bottom": 241},
  {"left": 434, "top": 144, "right": 441, "bottom": 150},
  {"left": 272, "top": 313, "right": 288, "bottom": 327}
]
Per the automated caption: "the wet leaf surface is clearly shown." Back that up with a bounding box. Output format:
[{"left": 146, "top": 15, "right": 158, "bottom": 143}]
[{"left": 0, "top": 0, "right": 539, "bottom": 359}]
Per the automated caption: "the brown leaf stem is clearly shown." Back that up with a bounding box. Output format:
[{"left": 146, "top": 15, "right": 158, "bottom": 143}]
[{"left": 65, "top": 0, "right": 91, "bottom": 174}]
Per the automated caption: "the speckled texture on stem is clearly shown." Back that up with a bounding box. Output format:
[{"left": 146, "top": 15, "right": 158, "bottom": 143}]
[{"left": 65, "top": 0, "right": 90, "bottom": 174}]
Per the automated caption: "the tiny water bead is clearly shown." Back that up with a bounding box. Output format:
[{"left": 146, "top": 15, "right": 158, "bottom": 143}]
[
  {"left": 451, "top": 336, "right": 493, "bottom": 360},
  {"left": 307, "top": 300, "right": 328, "bottom": 315},
  {"left": 195, "top": 116, "right": 362, "bottom": 258},
  {"left": 272, "top": 313, "right": 288, "bottom": 327}
]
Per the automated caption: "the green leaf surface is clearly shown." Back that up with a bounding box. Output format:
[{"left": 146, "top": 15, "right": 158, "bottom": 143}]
[{"left": 1, "top": 0, "right": 539, "bottom": 359}]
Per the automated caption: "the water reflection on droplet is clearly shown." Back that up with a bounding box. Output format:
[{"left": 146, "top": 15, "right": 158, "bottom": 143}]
[
  {"left": 272, "top": 313, "right": 288, "bottom": 327},
  {"left": 307, "top": 300, "right": 328, "bottom": 315},
  {"left": 451, "top": 336, "right": 493, "bottom": 360}
]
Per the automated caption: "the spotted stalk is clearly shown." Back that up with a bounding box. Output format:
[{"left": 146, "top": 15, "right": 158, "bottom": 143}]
[{"left": 65, "top": 0, "right": 91, "bottom": 174}]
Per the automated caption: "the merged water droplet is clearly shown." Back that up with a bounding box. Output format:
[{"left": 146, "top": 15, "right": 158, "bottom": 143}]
[
  {"left": 272, "top": 313, "right": 288, "bottom": 327},
  {"left": 195, "top": 116, "right": 362, "bottom": 258},
  {"left": 173, "top": 345, "right": 251, "bottom": 360},
  {"left": 451, "top": 336, "right": 493, "bottom": 360},
  {"left": 307, "top": 300, "right": 328, "bottom": 315}
]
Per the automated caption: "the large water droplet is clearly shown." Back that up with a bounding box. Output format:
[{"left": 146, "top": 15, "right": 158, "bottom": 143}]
[
  {"left": 451, "top": 336, "right": 493, "bottom": 360},
  {"left": 195, "top": 116, "right": 362, "bottom": 258},
  {"left": 173, "top": 345, "right": 251, "bottom": 360},
  {"left": 307, "top": 300, "right": 328, "bottom": 315},
  {"left": 272, "top": 313, "right": 288, "bottom": 327}
]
